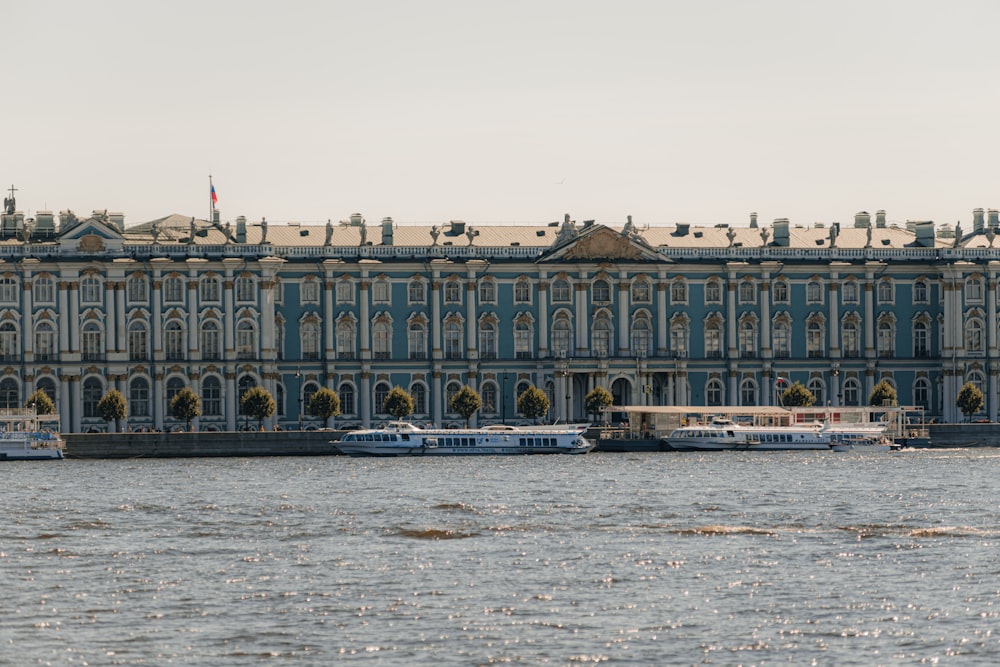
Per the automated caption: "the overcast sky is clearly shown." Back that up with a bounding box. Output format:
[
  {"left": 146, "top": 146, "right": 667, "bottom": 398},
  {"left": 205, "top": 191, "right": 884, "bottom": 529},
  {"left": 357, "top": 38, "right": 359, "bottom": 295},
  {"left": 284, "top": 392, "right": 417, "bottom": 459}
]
[{"left": 5, "top": 0, "right": 999, "bottom": 229}]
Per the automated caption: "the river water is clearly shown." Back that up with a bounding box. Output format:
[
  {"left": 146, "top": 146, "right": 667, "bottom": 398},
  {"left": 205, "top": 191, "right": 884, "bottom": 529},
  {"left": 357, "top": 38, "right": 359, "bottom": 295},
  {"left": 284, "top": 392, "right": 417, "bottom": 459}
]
[{"left": 3, "top": 449, "right": 1000, "bottom": 666}]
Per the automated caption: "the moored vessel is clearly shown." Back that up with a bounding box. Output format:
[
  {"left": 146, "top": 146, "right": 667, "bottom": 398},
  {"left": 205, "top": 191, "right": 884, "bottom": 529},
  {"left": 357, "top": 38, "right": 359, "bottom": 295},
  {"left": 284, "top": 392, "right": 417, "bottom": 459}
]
[
  {"left": 0, "top": 409, "right": 64, "bottom": 461},
  {"left": 333, "top": 422, "right": 594, "bottom": 457}
]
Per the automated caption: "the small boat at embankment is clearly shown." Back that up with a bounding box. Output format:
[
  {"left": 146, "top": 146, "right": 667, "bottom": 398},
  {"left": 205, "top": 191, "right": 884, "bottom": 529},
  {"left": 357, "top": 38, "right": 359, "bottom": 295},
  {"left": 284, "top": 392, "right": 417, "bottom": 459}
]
[
  {"left": 0, "top": 409, "right": 64, "bottom": 461},
  {"left": 333, "top": 422, "right": 595, "bottom": 457}
]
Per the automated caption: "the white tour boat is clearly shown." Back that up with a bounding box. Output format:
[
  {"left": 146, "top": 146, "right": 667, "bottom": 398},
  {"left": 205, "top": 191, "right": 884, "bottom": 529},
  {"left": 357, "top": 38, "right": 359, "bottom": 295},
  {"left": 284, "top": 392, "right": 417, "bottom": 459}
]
[
  {"left": 663, "top": 417, "right": 833, "bottom": 451},
  {"left": 333, "top": 422, "right": 594, "bottom": 457},
  {"left": 0, "top": 409, "right": 64, "bottom": 461}
]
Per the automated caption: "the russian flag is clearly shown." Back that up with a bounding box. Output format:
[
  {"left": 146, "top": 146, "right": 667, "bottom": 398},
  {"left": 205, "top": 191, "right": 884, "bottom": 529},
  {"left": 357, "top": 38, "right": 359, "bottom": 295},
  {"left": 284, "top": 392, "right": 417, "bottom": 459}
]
[{"left": 211, "top": 184, "right": 218, "bottom": 204}]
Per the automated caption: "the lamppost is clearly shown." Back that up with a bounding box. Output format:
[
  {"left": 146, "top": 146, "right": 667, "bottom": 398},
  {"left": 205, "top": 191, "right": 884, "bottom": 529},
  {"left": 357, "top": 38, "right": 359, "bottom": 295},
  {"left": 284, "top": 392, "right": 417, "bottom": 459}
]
[
  {"left": 502, "top": 373, "right": 508, "bottom": 424},
  {"left": 558, "top": 360, "right": 570, "bottom": 423},
  {"left": 831, "top": 366, "right": 840, "bottom": 407},
  {"left": 295, "top": 369, "right": 302, "bottom": 431}
]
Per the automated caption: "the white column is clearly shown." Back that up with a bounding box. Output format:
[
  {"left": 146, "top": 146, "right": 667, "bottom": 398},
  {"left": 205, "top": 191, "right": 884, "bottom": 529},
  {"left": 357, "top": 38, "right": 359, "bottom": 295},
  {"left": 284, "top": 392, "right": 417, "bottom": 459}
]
[
  {"left": 657, "top": 278, "right": 668, "bottom": 355},
  {"left": 575, "top": 275, "right": 588, "bottom": 355},
  {"left": 69, "top": 284, "right": 80, "bottom": 352},
  {"left": 58, "top": 282, "right": 70, "bottom": 353},
  {"left": 22, "top": 278, "right": 33, "bottom": 356},
  {"left": 104, "top": 281, "right": 116, "bottom": 355},
  {"left": 116, "top": 281, "right": 127, "bottom": 354},
  {"left": 187, "top": 276, "right": 199, "bottom": 358},
  {"left": 538, "top": 276, "right": 549, "bottom": 357},
  {"left": 617, "top": 279, "right": 629, "bottom": 355}
]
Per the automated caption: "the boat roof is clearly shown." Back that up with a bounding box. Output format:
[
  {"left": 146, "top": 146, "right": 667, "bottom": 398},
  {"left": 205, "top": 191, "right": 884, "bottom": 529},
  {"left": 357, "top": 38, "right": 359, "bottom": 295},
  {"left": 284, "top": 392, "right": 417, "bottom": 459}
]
[{"left": 607, "top": 405, "right": 792, "bottom": 417}]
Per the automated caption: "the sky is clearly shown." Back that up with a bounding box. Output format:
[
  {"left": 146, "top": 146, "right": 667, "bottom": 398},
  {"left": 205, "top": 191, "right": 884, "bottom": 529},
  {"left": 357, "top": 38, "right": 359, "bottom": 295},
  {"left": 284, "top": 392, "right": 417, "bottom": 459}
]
[{"left": 4, "top": 0, "right": 1000, "bottom": 229}]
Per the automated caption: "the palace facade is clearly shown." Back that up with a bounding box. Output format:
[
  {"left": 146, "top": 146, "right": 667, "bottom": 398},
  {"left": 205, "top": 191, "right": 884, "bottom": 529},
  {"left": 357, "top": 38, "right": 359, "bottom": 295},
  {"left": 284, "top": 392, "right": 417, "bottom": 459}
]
[{"left": 1, "top": 200, "right": 996, "bottom": 431}]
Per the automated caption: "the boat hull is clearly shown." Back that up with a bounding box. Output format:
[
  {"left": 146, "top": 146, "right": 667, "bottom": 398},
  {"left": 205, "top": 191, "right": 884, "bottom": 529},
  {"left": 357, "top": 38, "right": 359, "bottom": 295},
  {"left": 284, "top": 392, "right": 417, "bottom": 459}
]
[
  {"left": 336, "top": 444, "right": 591, "bottom": 457},
  {"left": 333, "top": 422, "right": 594, "bottom": 457}
]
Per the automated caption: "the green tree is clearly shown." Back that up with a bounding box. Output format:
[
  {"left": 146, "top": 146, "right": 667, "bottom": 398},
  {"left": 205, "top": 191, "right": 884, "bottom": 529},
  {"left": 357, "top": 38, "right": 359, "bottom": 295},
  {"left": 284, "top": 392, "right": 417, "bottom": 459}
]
[
  {"left": 241, "top": 385, "right": 276, "bottom": 430},
  {"left": 781, "top": 381, "right": 816, "bottom": 408},
  {"left": 869, "top": 379, "right": 898, "bottom": 407},
  {"left": 956, "top": 382, "right": 985, "bottom": 421},
  {"left": 25, "top": 389, "right": 56, "bottom": 415},
  {"left": 97, "top": 388, "right": 128, "bottom": 433},
  {"left": 517, "top": 385, "right": 550, "bottom": 424},
  {"left": 383, "top": 386, "right": 415, "bottom": 421},
  {"left": 170, "top": 387, "right": 202, "bottom": 431},
  {"left": 450, "top": 385, "right": 482, "bottom": 427},
  {"left": 307, "top": 387, "right": 342, "bottom": 428},
  {"left": 584, "top": 386, "right": 614, "bottom": 424}
]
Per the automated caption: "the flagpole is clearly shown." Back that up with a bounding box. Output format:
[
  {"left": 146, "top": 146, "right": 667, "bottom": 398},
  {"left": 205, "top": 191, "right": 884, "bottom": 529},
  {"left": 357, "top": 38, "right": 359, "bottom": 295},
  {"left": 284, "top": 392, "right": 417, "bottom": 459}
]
[{"left": 209, "top": 174, "right": 215, "bottom": 223}]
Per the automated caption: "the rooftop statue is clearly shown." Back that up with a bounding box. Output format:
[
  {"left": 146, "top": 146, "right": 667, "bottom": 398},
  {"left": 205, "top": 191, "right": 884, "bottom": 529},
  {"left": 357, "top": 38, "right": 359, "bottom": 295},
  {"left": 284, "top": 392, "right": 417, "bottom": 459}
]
[
  {"left": 555, "top": 213, "right": 578, "bottom": 244},
  {"left": 359, "top": 220, "right": 367, "bottom": 246},
  {"left": 260, "top": 217, "right": 268, "bottom": 244},
  {"left": 726, "top": 227, "right": 736, "bottom": 247},
  {"left": 430, "top": 225, "right": 441, "bottom": 245},
  {"left": 829, "top": 224, "right": 838, "bottom": 248},
  {"left": 325, "top": 220, "right": 333, "bottom": 246}
]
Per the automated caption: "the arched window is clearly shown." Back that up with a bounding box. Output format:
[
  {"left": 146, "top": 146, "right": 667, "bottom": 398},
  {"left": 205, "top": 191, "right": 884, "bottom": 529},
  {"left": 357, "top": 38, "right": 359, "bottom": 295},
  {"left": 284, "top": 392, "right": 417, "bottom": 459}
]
[
  {"left": 592, "top": 279, "right": 611, "bottom": 303},
  {"left": 200, "top": 275, "right": 221, "bottom": 303},
  {"left": 0, "top": 322, "right": 18, "bottom": 361},
  {"left": 773, "top": 280, "right": 789, "bottom": 303},
  {"left": 411, "top": 383, "right": 427, "bottom": 414},
  {"left": 478, "top": 320, "right": 497, "bottom": 360},
  {"left": 201, "top": 319, "right": 221, "bottom": 360},
  {"left": 739, "top": 280, "right": 756, "bottom": 304},
  {"left": 552, "top": 278, "right": 571, "bottom": 303},
  {"left": 83, "top": 377, "right": 103, "bottom": 418},
  {"left": 337, "top": 318, "right": 356, "bottom": 359},
  {"left": 631, "top": 279, "right": 650, "bottom": 303},
  {"left": 129, "top": 377, "right": 150, "bottom": 418},
  {"left": 34, "top": 275, "right": 55, "bottom": 304},
  {"left": 914, "top": 377, "right": 930, "bottom": 409},
  {"left": 772, "top": 319, "right": 790, "bottom": 359},
  {"left": 705, "top": 320, "right": 723, "bottom": 359},
  {"left": 80, "top": 275, "right": 101, "bottom": 304},
  {"left": 339, "top": 383, "right": 356, "bottom": 415},
  {"left": 670, "top": 280, "right": 687, "bottom": 304},
  {"left": 301, "top": 382, "right": 319, "bottom": 419},
  {"left": 444, "top": 321, "right": 463, "bottom": 359},
  {"left": 706, "top": 378, "right": 724, "bottom": 406},
  {"left": 445, "top": 381, "right": 461, "bottom": 413},
  {"left": 806, "top": 280, "right": 822, "bottom": 304},
  {"left": 336, "top": 280, "right": 353, "bottom": 304},
  {"left": 842, "top": 378, "right": 860, "bottom": 406},
  {"left": 877, "top": 321, "right": 895, "bottom": 357},
  {"left": 842, "top": 281, "right": 859, "bottom": 304},
  {"left": 373, "top": 382, "right": 391, "bottom": 414},
  {"left": 0, "top": 377, "right": 18, "bottom": 409},
  {"left": 739, "top": 379, "right": 757, "bottom": 406},
  {"left": 164, "top": 320, "right": 185, "bottom": 360},
  {"left": 631, "top": 316, "right": 652, "bottom": 357},
  {"left": 807, "top": 320, "right": 824, "bottom": 358},
  {"left": 705, "top": 280, "right": 722, "bottom": 304},
  {"left": 127, "top": 274, "right": 148, "bottom": 303},
  {"left": 514, "top": 321, "right": 532, "bottom": 359},
  {"left": 739, "top": 320, "right": 757, "bottom": 358},
  {"left": 408, "top": 279, "right": 425, "bottom": 304},
  {"left": 514, "top": 278, "right": 531, "bottom": 304},
  {"left": 236, "top": 275, "right": 256, "bottom": 303},
  {"left": 408, "top": 321, "right": 427, "bottom": 360},
  {"left": 592, "top": 315, "right": 611, "bottom": 358},
  {"left": 914, "top": 320, "right": 929, "bottom": 357},
  {"left": 966, "top": 277, "right": 984, "bottom": 302},
  {"left": 842, "top": 320, "right": 860, "bottom": 358},
  {"left": 35, "top": 321, "right": 56, "bottom": 361},
  {"left": 372, "top": 279, "right": 390, "bottom": 303},
  {"left": 551, "top": 315, "right": 572, "bottom": 357},
  {"left": 301, "top": 320, "right": 320, "bottom": 360},
  {"left": 444, "top": 279, "right": 461, "bottom": 304},
  {"left": 81, "top": 321, "right": 103, "bottom": 361},
  {"left": 878, "top": 279, "right": 893, "bottom": 304},
  {"left": 163, "top": 276, "right": 184, "bottom": 304},
  {"left": 127, "top": 320, "right": 148, "bottom": 361},
  {"left": 236, "top": 320, "right": 256, "bottom": 360},
  {"left": 807, "top": 378, "right": 825, "bottom": 405},
  {"left": 671, "top": 320, "right": 689, "bottom": 358},
  {"left": 914, "top": 280, "right": 928, "bottom": 303},
  {"left": 202, "top": 376, "right": 222, "bottom": 416},
  {"left": 478, "top": 279, "right": 496, "bottom": 304},
  {"left": 481, "top": 382, "right": 498, "bottom": 413},
  {"left": 372, "top": 320, "right": 391, "bottom": 359},
  {"left": 965, "top": 317, "right": 984, "bottom": 353}
]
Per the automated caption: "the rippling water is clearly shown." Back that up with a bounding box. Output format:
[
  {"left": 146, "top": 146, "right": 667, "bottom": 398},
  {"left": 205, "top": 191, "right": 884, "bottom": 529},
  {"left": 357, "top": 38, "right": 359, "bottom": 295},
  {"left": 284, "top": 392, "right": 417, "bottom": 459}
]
[{"left": 3, "top": 449, "right": 1000, "bottom": 666}]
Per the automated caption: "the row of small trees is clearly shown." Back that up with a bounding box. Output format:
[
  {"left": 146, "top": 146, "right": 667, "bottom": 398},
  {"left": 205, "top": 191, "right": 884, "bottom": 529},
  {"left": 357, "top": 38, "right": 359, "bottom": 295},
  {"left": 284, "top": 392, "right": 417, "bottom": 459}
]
[
  {"left": 781, "top": 378, "right": 987, "bottom": 421},
  {"left": 28, "top": 378, "right": 992, "bottom": 429}
]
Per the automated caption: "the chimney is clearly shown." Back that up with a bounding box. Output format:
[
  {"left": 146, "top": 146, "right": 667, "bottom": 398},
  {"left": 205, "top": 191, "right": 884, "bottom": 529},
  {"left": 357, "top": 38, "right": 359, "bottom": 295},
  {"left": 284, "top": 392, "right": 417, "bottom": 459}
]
[
  {"left": 989, "top": 209, "right": 999, "bottom": 231},
  {"left": 749, "top": 212, "right": 758, "bottom": 228},
  {"left": 381, "top": 217, "right": 394, "bottom": 245},
  {"left": 350, "top": 213, "right": 364, "bottom": 226},
  {"left": 914, "top": 221, "right": 936, "bottom": 247},
  {"left": 875, "top": 210, "right": 886, "bottom": 228},
  {"left": 236, "top": 216, "right": 247, "bottom": 243},
  {"left": 450, "top": 220, "right": 466, "bottom": 235},
  {"left": 109, "top": 212, "right": 125, "bottom": 231},
  {"left": 675, "top": 223, "right": 690, "bottom": 236},
  {"left": 854, "top": 211, "right": 871, "bottom": 228},
  {"left": 974, "top": 208, "right": 985, "bottom": 233},
  {"left": 772, "top": 218, "right": 790, "bottom": 246}
]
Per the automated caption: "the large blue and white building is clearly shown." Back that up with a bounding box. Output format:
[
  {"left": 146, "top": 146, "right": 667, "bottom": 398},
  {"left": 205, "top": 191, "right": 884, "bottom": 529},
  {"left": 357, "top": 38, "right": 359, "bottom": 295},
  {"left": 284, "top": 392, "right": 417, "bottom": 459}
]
[{"left": 1, "top": 194, "right": 995, "bottom": 431}]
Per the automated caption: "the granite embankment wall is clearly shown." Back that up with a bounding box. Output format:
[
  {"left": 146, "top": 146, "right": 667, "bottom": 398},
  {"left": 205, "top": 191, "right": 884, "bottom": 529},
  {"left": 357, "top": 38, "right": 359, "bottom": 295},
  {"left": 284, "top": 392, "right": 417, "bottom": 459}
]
[
  {"left": 65, "top": 430, "right": 349, "bottom": 458},
  {"left": 927, "top": 424, "right": 1000, "bottom": 448}
]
